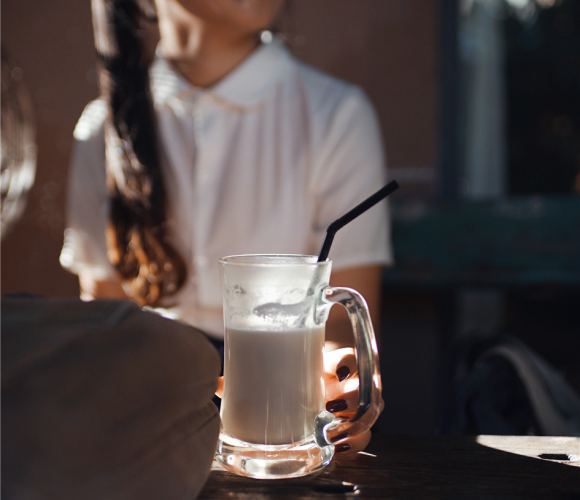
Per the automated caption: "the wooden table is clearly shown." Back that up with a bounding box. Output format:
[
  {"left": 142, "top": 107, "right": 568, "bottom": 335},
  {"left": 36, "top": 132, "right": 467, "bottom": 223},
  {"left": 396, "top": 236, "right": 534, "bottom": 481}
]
[{"left": 199, "top": 435, "right": 580, "bottom": 499}]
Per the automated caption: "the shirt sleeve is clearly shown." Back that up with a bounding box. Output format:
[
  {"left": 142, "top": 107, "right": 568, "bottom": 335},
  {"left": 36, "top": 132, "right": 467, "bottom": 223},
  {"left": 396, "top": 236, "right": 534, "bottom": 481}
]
[
  {"left": 310, "top": 87, "right": 393, "bottom": 270},
  {"left": 59, "top": 100, "right": 116, "bottom": 280}
]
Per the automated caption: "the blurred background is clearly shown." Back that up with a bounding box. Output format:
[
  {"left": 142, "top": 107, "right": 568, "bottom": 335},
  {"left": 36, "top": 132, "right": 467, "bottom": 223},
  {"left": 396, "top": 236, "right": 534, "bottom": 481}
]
[{"left": 2, "top": 0, "right": 579, "bottom": 435}]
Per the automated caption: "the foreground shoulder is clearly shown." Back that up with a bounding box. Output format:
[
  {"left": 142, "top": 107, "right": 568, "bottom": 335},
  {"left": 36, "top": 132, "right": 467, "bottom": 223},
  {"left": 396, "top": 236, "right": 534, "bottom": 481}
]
[{"left": 73, "top": 99, "right": 107, "bottom": 142}]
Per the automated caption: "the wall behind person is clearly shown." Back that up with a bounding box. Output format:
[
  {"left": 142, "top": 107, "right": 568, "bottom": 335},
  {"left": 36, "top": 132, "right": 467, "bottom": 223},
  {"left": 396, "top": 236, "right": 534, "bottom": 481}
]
[
  {"left": 1, "top": 0, "right": 438, "bottom": 297},
  {"left": 2, "top": 0, "right": 95, "bottom": 296}
]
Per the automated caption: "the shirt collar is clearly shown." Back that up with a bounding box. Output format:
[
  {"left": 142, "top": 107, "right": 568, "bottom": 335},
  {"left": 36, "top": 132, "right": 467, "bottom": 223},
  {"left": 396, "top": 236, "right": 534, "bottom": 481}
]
[{"left": 150, "top": 37, "right": 293, "bottom": 110}]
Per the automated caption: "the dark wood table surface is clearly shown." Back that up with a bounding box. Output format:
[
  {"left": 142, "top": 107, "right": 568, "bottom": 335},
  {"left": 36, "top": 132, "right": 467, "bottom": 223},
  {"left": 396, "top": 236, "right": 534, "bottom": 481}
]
[{"left": 199, "top": 435, "right": 580, "bottom": 499}]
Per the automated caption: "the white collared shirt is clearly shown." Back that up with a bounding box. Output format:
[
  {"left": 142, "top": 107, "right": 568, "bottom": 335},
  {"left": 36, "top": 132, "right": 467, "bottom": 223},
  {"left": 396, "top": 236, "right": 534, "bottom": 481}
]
[{"left": 60, "top": 38, "right": 393, "bottom": 338}]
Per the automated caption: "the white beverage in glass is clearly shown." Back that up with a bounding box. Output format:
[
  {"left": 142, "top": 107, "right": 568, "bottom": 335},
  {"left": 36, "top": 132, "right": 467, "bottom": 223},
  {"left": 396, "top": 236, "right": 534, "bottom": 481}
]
[{"left": 221, "top": 326, "right": 325, "bottom": 445}]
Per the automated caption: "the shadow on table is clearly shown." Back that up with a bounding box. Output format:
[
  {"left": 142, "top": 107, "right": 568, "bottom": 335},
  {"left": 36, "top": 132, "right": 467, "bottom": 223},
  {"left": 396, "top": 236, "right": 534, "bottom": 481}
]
[{"left": 199, "top": 435, "right": 580, "bottom": 499}]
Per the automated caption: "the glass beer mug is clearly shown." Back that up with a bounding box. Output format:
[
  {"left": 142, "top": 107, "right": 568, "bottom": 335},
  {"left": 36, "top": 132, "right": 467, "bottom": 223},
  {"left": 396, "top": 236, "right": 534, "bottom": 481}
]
[{"left": 216, "top": 255, "right": 383, "bottom": 479}]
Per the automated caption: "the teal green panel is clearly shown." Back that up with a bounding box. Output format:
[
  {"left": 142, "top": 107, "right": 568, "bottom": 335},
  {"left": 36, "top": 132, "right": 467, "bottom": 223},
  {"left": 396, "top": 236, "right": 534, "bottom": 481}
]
[{"left": 384, "top": 197, "right": 580, "bottom": 287}]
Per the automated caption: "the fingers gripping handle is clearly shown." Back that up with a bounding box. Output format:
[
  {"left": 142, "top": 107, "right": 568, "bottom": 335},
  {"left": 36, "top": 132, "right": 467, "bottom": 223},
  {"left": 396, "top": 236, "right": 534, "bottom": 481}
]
[{"left": 315, "top": 287, "right": 384, "bottom": 446}]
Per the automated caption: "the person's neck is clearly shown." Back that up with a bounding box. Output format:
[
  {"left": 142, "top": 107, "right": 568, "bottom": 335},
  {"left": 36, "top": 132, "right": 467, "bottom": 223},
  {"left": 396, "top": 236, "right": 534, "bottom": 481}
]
[{"left": 157, "top": 5, "right": 259, "bottom": 88}]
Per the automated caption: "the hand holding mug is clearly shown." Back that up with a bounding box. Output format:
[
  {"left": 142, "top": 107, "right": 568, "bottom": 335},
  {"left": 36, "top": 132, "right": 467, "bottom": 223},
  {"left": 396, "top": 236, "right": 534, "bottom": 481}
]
[{"left": 323, "top": 346, "right": 377, "bottom": 456}]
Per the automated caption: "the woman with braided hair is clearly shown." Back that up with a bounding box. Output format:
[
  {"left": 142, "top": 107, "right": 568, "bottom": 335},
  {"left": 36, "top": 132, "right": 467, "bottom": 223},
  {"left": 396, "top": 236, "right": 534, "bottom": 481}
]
[{"left": 61, "top": 0, "right": 393, "bottom": 455}]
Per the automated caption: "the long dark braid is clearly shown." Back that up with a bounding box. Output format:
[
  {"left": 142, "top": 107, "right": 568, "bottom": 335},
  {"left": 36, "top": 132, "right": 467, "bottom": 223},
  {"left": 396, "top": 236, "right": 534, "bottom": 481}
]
[{"left": 92, "top": 0, "right": 186, "bottom": 306}]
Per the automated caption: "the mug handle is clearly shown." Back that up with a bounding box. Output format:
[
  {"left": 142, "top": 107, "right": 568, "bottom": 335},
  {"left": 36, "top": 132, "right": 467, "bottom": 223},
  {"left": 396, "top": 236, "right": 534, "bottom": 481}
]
[{"left": 315, "top": 286, "right": 384, "bottom": 447}]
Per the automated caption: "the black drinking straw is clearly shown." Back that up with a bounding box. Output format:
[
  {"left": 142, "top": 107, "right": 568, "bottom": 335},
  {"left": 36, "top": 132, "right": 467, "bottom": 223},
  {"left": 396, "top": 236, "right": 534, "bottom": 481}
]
[{"left": 317, "top": 180, "right": 399, "bottom": 262}]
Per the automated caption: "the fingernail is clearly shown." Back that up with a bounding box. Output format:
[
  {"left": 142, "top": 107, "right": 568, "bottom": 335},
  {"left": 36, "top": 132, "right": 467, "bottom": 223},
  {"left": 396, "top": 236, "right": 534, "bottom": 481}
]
[
  {"left": 331, "top": 431, "right": 349, "bottom": 443},
  {"left": 326, "top": 399, "right": 347, "bottom": 413},
  {"left": 336, "top": 365, "right": 350, "bottom": 381},
  {"left": 336, "top": 443, "right": 351, "bottom": 453}
]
